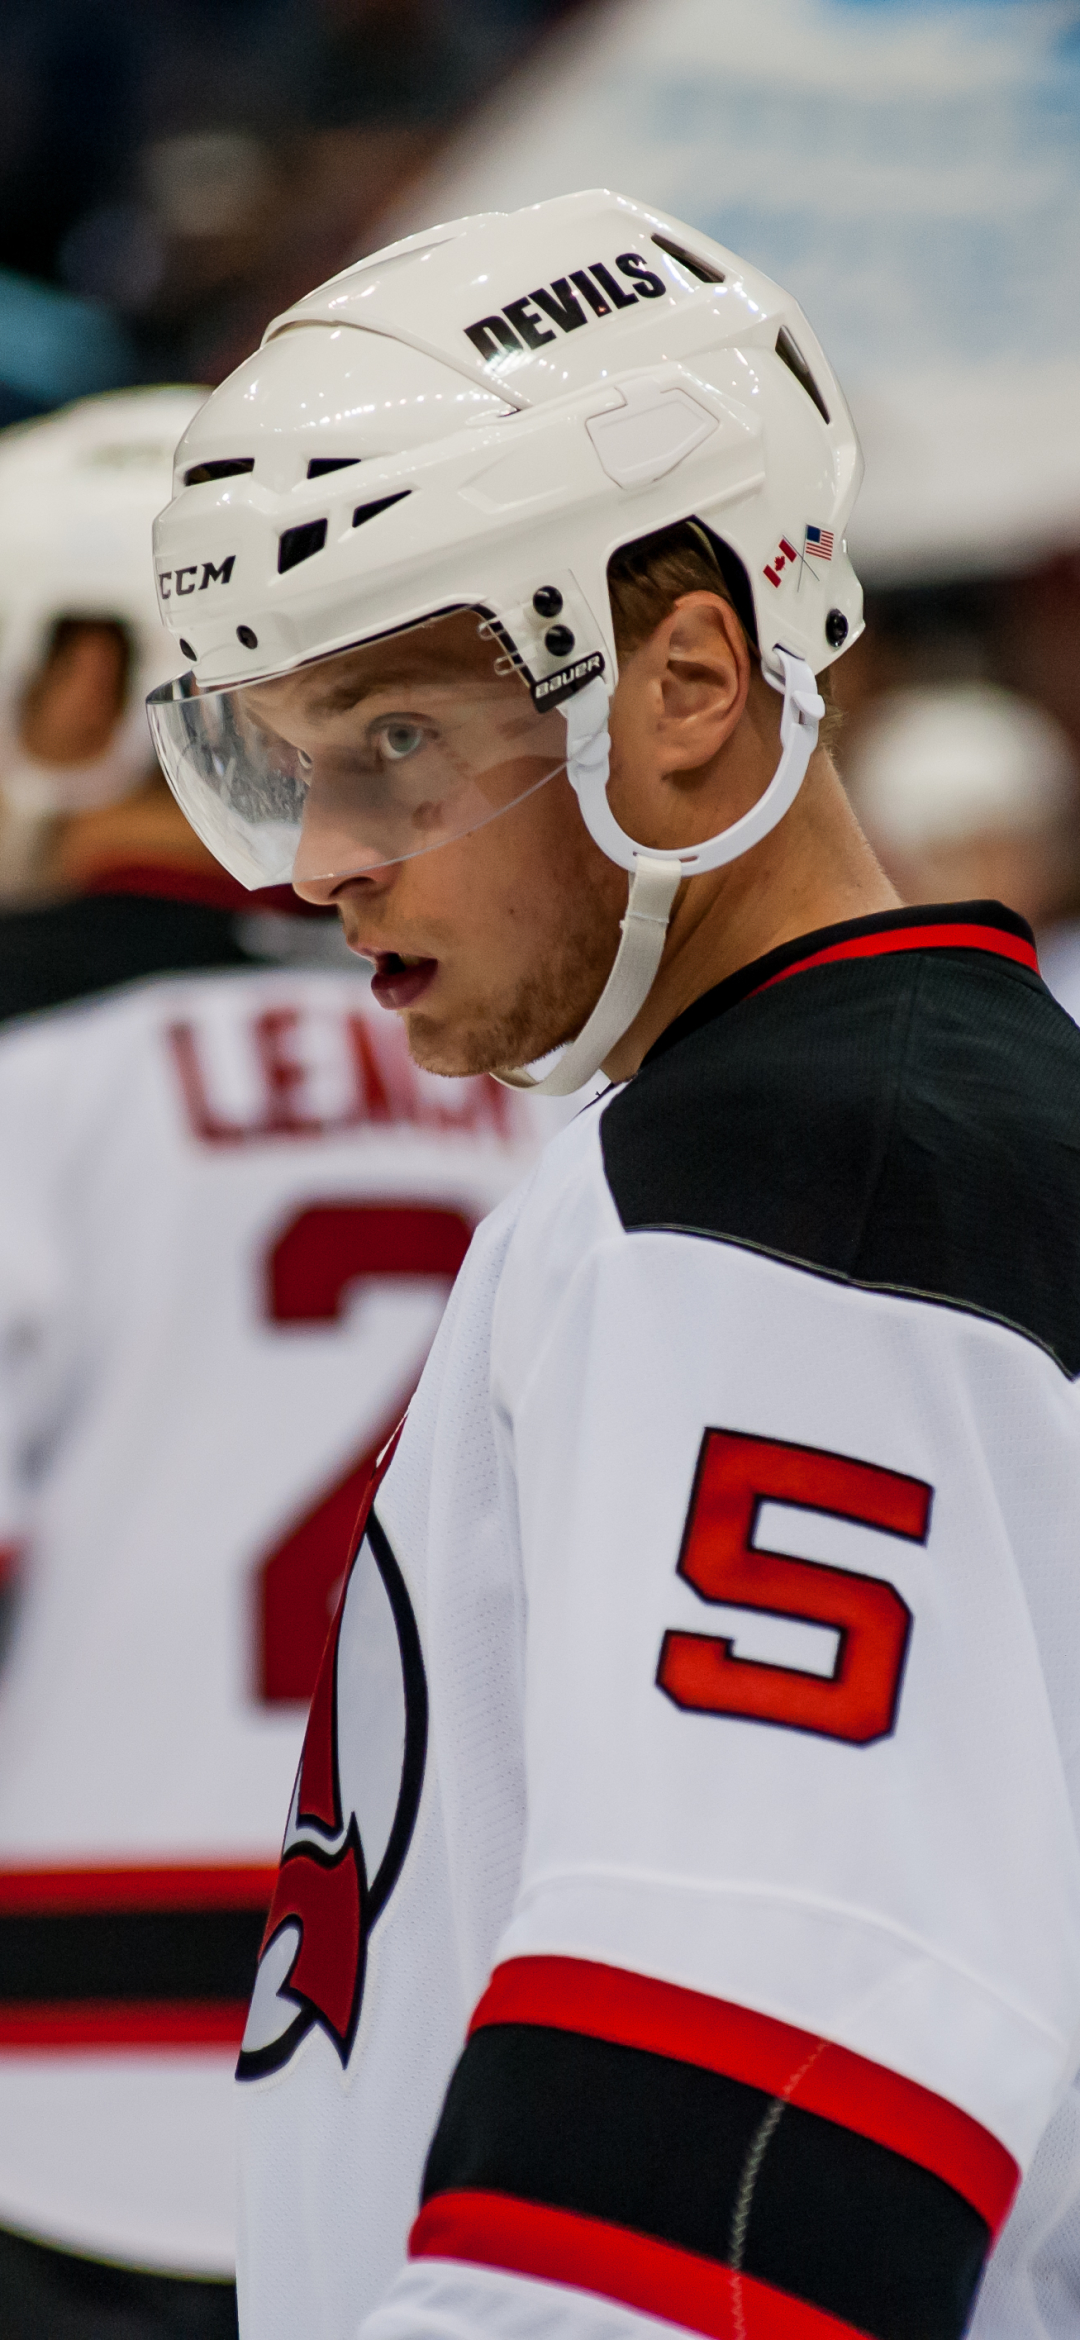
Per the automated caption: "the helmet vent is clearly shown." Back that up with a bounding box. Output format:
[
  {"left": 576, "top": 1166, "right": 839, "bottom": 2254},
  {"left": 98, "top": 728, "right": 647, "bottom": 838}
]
[
  {"left": 184, "top": 457, "right": 255, "bottom": 486},
  {"left": 352, "top": 491, "right": 411, "bottom": 529},
  {"left": 651, "top": 234, "right": 724, "bottom": 286},
  {"left": 278, "top": 517, "right": 328, "bottom": 572},
  {"left": 307, "top": 456, "right": 360, "bottom": 478},
  {"left": 775, "top": 327, "right": 830, "bottom": 425}
]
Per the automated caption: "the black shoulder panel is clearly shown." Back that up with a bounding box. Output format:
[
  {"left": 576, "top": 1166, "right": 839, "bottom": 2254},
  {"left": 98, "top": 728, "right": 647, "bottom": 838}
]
[
  {"left": 0, "top": 894, "right": 255, "bottom": 1029},
  {"left": 602, "top": 947, "right": 1080, "bottom": 1376}
]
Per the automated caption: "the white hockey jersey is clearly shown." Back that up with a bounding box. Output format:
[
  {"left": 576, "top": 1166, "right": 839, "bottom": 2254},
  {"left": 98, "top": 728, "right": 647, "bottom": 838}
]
[
  {"left": 238, "top": 902, "right": 1080, "bottom": 2340},
  {"left": 0, "top": 887, "right": 544, "bottom": 2277}
]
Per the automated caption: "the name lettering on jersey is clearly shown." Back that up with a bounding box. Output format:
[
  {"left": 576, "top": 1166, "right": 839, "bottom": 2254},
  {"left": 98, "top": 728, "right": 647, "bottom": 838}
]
[
  {"left": 166, "top": 1005, "right": 516, "bottom": 1146},
  {"left": 157, "top": 555, "right": 236, "bottom": 600},
  {"left": 465, "top": 253, "right": 666, "bottom": 366}
]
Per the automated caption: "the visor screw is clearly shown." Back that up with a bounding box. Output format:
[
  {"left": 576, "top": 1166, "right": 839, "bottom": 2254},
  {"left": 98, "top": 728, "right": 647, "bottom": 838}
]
[
  {"left": 237, "top": 624, "right": 259, "bottom": 649},
  {"left": 825, "top": 608, "right": 848, "bottom": 649},
  {"left": 179, "top": 639, "right": 196, "bottom": 662},
  {"left": 532, "top": 586, "right": 563, "bottom": 618},
  {"left": 544, "top": 623, "right": 575, "bottom": 657}
]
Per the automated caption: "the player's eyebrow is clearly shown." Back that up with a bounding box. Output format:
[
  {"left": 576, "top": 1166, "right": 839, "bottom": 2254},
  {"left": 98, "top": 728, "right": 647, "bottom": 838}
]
[
  {"left": 305, "top": 666, "right": 443, "bottom": 714},
  {"left": 276, "top": 657, "right": 480, "bottom": 720}
]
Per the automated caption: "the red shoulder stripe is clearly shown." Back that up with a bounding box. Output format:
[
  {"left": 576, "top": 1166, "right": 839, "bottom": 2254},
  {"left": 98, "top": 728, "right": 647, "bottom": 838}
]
[{"left": 469, "top": 1956, "right": 1017, "bottom": 2234}]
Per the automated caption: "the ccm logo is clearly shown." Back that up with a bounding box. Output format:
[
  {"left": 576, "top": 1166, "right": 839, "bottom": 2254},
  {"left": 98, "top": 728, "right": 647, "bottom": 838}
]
[
  {"left": 465, "top": 253, "right": 665, "bottom": 363},
  {"left": 158, "top": 555, "right": 236, "bottom": 599}
]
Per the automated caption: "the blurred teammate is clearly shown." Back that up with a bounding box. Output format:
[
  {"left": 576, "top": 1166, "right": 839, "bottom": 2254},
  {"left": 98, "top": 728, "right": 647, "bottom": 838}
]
[
  {"left": 0, "top": 393, "right": 543, "bottom": 2337},
  {"left": 843, "top": 679, "right": 1079, "bottom": 949}
]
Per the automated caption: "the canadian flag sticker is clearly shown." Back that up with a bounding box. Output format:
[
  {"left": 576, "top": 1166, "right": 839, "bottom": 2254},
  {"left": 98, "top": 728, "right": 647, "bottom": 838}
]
[{"left": 763, "top": 538, "right": 799, "bottom": 589}]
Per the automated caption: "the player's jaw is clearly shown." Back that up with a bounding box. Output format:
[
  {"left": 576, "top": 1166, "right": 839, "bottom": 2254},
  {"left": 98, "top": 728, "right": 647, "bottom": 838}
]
[{"left": 325, "top": 778, "right": 626, "bottom": 1079}]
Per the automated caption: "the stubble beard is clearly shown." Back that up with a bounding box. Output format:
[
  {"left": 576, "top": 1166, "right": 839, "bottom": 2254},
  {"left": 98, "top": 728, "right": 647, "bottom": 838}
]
[{"left": 403, "top": 893, "right": 622, "bottom": 1078}]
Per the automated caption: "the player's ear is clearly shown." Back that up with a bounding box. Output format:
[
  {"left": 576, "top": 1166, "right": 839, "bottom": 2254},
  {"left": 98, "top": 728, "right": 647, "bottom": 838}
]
[{"left": 615, "top": 592, "right": 752, "bottom": 774}]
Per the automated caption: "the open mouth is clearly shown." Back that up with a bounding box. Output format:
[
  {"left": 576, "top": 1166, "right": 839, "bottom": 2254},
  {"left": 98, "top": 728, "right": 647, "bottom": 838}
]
[{"left": 365, "top": 951, "right": 439, "bottom": 1011}]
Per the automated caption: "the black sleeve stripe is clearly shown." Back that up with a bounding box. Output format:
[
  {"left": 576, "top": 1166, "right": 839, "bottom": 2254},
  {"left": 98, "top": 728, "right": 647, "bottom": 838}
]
[
  {"left": 0, "top": 1863, "right": 276, "bottom": 2047},
  {"left": 414, "top": 1960, "right": 1017, "bottom": 2340},
  {"left": 467, "top": 1958, "right": 1016, "bottom": 2231},
  {"left": 417, "top": 2028, "right": 988, "bottom": 2340},
  {"left": 0, "top": 1906, "right": 265, "bottom": 2010}
]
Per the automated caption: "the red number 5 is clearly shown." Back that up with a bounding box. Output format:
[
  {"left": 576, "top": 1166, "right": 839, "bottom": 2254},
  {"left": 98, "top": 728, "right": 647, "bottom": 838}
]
[{"left": 657, "top": 1428, "right": 932, "bottom": 1747}]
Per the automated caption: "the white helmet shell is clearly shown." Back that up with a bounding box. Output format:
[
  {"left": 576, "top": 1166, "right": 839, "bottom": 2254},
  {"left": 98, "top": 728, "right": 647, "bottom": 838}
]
[
  {"left": 151, "top": 189, "right": 863, "bottom": 698},
  {"left": 0, "top": 385, "right": 205, "bottom": 811}
]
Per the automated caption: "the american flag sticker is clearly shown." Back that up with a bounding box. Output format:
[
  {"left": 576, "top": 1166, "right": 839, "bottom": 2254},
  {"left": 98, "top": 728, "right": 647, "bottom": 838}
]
[{"left": 804, "top": 525, "right": 834, "bottom": 561}]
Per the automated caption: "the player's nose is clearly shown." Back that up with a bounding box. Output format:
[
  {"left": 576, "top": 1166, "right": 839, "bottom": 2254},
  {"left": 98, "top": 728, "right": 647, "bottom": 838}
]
[
  {"left": 292, "top": 862, "right": 395, "bottom": 907},
  {"left": 291, "top": 779, "right": 401, "bottom": 904}
]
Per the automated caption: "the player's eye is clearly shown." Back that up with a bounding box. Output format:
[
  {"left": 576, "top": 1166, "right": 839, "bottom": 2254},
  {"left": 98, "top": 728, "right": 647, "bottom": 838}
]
[{"left": 375, "top": 719, "right": 427, "bottom": 763}]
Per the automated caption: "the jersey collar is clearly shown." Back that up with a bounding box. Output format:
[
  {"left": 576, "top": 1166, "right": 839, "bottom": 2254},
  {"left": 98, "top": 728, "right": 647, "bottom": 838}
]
[{"left": 642, "top": 900, "right": 1040, "bottom": 1070}]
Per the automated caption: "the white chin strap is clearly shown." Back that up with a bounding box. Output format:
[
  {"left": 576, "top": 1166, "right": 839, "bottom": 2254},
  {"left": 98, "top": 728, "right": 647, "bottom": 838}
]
[{"left": 497, "top": 649, "right": 824, "bottom": 1096}]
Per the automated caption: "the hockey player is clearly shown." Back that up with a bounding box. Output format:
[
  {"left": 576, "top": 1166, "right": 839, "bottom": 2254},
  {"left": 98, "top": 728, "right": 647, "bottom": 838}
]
[
  {"left": 0, "top": 393, "right": 542, "bottom": 2337},
  {"left": 148, "top": 194, "right": 1080, "bottom": 2340}
]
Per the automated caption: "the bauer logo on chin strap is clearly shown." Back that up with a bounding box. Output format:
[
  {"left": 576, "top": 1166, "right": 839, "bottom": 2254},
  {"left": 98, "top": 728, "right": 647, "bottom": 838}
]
[{"left": 531, "top": 650, "right": 605, "bottom": 711}]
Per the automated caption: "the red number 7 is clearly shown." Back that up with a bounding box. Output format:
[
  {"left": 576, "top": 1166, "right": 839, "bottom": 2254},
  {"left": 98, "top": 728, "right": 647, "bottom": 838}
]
[{"left": 657, "top": 1428, "right": 932, "bottom": 1747}]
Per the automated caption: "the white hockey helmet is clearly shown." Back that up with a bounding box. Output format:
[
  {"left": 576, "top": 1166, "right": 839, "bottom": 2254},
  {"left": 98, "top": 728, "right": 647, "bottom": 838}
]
[
  {"left": 148, "top": 190, "right": 864, "bottom": 1089},
  {"left": 0, "top": 386, "right": 205, "bottom": 816}
]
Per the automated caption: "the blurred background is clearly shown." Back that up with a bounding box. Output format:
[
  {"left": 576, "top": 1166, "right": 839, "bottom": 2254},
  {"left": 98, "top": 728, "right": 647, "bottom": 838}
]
[
  {"left": 2, "top": 0, "right": 1080, "bottom": 945},
  {"left": 0, "top": 9, "right": 1077, "bottom": 2317},
  {"left": 0, "top": 0, "right": 591, "bottom": 408}
]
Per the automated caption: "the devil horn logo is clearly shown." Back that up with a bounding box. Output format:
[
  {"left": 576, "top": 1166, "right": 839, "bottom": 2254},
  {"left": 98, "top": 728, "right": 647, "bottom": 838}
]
[{"left": 238, "top": 1440, "right": 425, "bottom": 2082}]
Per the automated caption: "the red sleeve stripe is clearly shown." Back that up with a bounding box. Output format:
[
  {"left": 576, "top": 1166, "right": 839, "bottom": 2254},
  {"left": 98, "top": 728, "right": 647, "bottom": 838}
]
[
  {"left": 750, "top": 921, "right": 1039, "bottom": 998},
  {"left": 469, "top": 1957, "right": 1017, "bottom": 2235},
  {"left": 410, "top": 2191, "right": 863, "bottom": 2340},
  {"left": 0, "top": 1864, "right": 278, "bottom": 1913},
  {"left": 0, "top": 2000, "right": 249, "bottom": 2049}
]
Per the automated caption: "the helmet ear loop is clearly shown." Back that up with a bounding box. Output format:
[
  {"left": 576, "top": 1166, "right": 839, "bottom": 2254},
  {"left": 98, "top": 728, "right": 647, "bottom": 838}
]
[
  {"left": 495, "top": 653, "right": 823, "bottom": 1096},
  {"left": 563, "top": 653, "right": 821, "bottom": 881}
]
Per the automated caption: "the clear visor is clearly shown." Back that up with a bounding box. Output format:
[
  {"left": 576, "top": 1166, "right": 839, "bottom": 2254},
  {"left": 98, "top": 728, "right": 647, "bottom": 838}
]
[{"left": 146, "top": 607, "right": 570, "bottom": 890}]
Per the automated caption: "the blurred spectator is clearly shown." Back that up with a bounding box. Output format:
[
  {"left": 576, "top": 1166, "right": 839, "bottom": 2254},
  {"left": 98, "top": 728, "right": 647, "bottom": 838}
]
[
  {"left": 0, "top": 391, "right": 547, "bottom": 2334},
  {"left": 0, "top": 0, "right": 581, "bottom": 395},
  {"left": 843, "top": 680, "right": 1080, "bottom": 1000}
]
